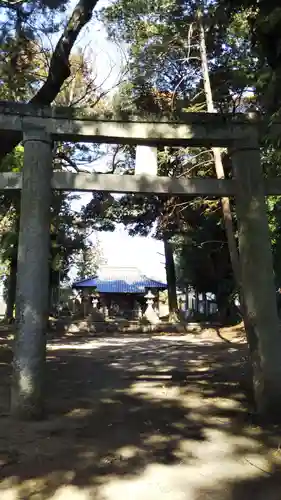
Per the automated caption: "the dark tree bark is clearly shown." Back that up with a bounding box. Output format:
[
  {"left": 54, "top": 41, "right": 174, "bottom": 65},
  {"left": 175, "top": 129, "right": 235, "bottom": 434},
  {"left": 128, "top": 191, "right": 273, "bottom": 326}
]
[
  {"left": 194, "top": 291, "right": 199, "bottom": 315},
  {"left": 163, "top": 237, "right": 179, "bottom": 321},
  {"left": 216, "top": 292, "right": 232, "bottom": 324},
  {"left": 202, "top": 291, "right": 207, "bottom": 317}
]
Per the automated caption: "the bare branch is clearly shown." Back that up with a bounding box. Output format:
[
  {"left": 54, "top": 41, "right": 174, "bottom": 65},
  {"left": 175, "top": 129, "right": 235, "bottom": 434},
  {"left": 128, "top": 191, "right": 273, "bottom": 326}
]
[{"left": 55, "top": 151, "right": 93, "bottom": 173}]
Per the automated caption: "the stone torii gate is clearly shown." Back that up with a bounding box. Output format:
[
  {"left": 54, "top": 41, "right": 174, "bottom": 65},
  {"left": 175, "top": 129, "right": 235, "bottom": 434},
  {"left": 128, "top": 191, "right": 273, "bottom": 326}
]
[{"left": 1, "top": 102, "right": 281, "bottom": 420}]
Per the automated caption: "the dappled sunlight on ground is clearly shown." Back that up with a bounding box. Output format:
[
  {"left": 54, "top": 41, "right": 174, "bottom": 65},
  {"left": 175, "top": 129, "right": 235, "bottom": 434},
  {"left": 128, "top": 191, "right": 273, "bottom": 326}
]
[{"left": 0, "top": 330, "right": 281, "bottom": 499}]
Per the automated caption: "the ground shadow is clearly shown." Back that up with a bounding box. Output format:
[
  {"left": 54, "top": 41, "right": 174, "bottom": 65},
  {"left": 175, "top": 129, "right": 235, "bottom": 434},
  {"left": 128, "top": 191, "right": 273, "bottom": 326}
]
[{"left": 0, "top": 333, "right": 281, "bottom": 499}]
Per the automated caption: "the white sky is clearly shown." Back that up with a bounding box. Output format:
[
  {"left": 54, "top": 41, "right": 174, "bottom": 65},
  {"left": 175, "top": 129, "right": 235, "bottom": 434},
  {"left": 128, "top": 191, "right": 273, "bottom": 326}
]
[{"left": 67, "top": 0, "right": 166, "bottom": 282}]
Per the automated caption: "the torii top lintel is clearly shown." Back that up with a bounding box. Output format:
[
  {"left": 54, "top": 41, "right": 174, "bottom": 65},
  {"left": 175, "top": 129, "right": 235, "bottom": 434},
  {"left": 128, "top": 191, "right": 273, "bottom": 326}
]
[{"left": 0, "top": 101, "right": 273, "bottom": 147}]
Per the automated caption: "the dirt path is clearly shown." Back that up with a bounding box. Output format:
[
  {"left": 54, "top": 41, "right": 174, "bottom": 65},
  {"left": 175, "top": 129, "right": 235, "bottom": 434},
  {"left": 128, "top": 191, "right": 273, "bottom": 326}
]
[{"left": 0, "top": 331, "right": 281, "bottom": 499}]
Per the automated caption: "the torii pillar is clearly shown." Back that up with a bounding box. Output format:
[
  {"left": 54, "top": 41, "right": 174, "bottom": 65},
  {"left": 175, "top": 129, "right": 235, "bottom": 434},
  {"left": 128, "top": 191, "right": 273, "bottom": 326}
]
[
  {"left": 11, "top": 127, "right": 52, "bottom": 419},
  {"left": 232, "top": 138, "right": 281, "bottom": 419},
  {"left": 135, "top": 145, "right": 158, "bottom": 176}
]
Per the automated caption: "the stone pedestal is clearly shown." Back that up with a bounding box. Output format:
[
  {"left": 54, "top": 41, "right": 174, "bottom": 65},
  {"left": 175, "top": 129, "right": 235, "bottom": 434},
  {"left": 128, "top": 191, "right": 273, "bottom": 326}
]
[{"left": 11, "top": 128, "right": 52, "bottom": 419}]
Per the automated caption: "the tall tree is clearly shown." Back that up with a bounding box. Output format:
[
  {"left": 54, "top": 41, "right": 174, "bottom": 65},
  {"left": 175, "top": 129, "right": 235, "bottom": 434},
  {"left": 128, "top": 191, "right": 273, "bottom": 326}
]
[
  {"left": 74, "top": 237, "right": 106, "bottom": 281},
  {"left": 197, "top": 10, "right": 256, "bottom": 341},
  {"left": 99, "top": 0, "right": 243, "bottom": 315},
  {"left": 163, "top": 237, "right": 179, "bottom": 320}
]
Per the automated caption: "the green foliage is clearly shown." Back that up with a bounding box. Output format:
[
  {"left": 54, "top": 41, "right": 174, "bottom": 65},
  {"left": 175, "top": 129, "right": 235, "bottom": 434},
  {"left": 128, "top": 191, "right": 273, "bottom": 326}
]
[
  {"left": 0, "top": 0, "right": 68, "bottom": 100},
  {"left": 216, "top": 0, "right": 281, "bottom": 112},
  {"left": 49, "top": 192, "right": 87, "bottom": 284}
]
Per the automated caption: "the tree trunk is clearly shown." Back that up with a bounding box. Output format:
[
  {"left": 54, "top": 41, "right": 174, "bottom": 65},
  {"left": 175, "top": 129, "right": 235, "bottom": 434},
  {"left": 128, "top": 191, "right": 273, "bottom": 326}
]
[
  {"left": 198, "top": 13, "right": 254, "bottom": 339},
  {"left": 202, "top": 292, "right": 207, "bottom": 317},
  {"left": 194, "top": 291, "right": 199, "bottom": 315},
  {"left": 216, "top": 291, "right": 233, "bottom": 324},
  {"left": 163, "top": 237, "right": 179, "bottom": 321},
  {"left": 5, "top": 257, "right": 17, "bottom": 322}
]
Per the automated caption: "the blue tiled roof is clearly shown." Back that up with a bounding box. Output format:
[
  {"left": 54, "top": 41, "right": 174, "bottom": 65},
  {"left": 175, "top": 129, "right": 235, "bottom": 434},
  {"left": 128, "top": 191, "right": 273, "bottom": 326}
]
[{"left": 73, "top": 266, "right": 167, "bottom": 294}]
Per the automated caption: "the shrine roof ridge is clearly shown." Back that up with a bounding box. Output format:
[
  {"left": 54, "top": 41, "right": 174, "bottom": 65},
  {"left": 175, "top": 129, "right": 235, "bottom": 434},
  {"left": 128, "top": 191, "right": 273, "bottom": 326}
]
[{"left": 72, "top": 265, "right": 167, "bottom": 293}]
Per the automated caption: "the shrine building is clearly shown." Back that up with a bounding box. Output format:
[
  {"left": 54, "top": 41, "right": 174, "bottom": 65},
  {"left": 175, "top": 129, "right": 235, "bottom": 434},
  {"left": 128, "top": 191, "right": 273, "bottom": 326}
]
[{"left": 72, "top": 266, "right": 167, "bottom": 319}]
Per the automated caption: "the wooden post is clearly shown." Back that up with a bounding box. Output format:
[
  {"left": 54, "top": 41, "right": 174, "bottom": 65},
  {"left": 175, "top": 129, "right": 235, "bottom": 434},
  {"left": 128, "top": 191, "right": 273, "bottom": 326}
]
[
  {"left": 11, "top": 128, "right": 52, "bottom": 419},
  {"left": 232, "top": 138, "right": 281, "bottom": 419}
]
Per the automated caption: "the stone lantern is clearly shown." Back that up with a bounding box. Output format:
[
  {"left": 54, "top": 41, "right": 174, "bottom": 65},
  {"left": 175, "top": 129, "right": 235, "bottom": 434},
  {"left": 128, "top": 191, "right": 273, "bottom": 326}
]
[
  {"left": 92, "top": 296, "right": 99, "bottom": 310},
  {"left": 144, "top": 289, "right": 159, "bottom": 324}
]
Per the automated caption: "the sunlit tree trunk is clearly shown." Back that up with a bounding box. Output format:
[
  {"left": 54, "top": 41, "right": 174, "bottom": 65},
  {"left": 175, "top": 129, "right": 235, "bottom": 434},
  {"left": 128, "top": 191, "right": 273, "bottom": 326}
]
[{"left": 198, "top": 12, "right": 254, "bottom": 341}]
